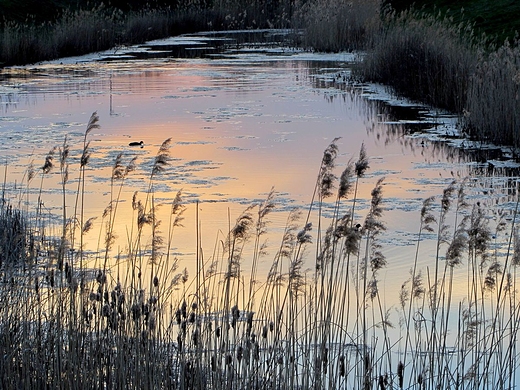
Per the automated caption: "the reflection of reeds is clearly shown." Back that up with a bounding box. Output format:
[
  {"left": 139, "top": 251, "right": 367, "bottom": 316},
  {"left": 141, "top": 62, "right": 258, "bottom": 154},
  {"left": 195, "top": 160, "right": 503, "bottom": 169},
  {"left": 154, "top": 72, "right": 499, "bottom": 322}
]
[{"left": 1, "top": 114, "right": 520, "bottom": 389}]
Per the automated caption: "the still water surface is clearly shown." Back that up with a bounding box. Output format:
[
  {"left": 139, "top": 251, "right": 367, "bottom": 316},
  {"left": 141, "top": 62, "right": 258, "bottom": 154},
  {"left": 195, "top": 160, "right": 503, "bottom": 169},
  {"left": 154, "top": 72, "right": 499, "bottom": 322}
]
[{"left": 0, "top": 30, "right": 517, "bottom": 302}]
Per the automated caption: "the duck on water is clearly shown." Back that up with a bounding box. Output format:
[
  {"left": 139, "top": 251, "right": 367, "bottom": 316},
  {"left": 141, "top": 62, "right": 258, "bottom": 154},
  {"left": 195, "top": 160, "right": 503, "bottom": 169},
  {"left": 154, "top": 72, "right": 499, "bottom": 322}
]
[{"left": 129, "top": 141, "right": 144, "bottom": 147}]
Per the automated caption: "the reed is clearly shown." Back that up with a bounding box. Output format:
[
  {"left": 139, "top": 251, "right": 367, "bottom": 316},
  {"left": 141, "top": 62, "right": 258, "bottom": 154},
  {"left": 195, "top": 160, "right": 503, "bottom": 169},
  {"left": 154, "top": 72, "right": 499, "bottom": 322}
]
[{"left": 1, "top": 114, "right": 520, "bottom": 389}]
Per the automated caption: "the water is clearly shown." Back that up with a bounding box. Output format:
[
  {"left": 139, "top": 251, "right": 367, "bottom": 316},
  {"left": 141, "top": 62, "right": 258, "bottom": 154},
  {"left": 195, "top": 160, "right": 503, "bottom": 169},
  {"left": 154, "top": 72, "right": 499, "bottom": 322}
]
[{"left": 0, "top": 29, "right": 518, "bottom": 303}]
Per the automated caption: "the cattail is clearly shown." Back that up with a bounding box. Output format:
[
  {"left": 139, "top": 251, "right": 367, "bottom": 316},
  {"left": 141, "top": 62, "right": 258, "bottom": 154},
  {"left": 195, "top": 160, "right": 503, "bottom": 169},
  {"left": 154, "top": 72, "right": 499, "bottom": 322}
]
[
  {"left": 378, "top": 374, "right": 388, "bottom": 390},
  {"left": 131, "top": 303, "right": 141, "bottom": 321},
  {"left": 96, "top": 270, "right": 106, "bottom": 285},
  {"left": 231, "top": 305, "right": 240, "bottom": 321},
  {"left": 102, "top": 304, "right": 111, "bottom": 317},
  {"left": 177, "top": 334, "right": 183, "bottom": 352},
  {"left": 397, "top": 361, "right": 404, "bottom": 388},
  {"left": 181, "top": 300, "right": 187, "bottom": 318},
  {"left": 339, "top": 355, "right": 345, "bottom": 377},
  {"left": 89, "top": 292, "right": 101, "bottom": 302},
  {"left": 191, "top": 328, "right": 199, "bottom": 346}
]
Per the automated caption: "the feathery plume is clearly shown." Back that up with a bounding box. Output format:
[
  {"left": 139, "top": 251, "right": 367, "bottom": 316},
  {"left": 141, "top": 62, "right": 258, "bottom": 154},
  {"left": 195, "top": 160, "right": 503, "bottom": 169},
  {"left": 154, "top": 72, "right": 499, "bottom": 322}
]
[
  {"left": 338, "top": 161, "right": 354, "bottom": 199},
  {"left": 42, "top": 147, "right": 56, "bottom": 174},
  {"left": 152, "top": 138, "right": 172, "bottom": 176},
  {"left": 85, "top": 111, "right": 100, "bottom": 137},
  {"left": 355, "top": 142, "right": 369, "bottom": 177},
  {"left": 319, "top": 137, "right": 340, "bottom": 198},
  {"left": 112, "top": 153, "right": 125, "bottom": 180}
]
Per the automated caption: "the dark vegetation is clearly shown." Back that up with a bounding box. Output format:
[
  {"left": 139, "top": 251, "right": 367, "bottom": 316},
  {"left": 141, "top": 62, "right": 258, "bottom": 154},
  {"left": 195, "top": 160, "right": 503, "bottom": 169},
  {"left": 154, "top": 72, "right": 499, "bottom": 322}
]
[
  {"left": 360, "top": 0, "right": 520, "bottom": 150},
  {"left": 1, "top": 117, "right": 519, "bottom": 389},
  {"left": 2, "top": 2, "right": 520, "bottom": 387},
  {"left": 0, "top": 0, "right": 294, "bottom": 66},
  {"left": 384, "top": 0, "right": 520, "bottom": 46}
]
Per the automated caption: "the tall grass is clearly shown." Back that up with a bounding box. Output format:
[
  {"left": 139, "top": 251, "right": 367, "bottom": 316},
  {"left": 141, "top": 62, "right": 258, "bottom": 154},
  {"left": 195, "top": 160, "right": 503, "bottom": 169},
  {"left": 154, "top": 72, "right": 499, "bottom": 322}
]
[
  {"left": 356, "top": 5, "right": 520, "bottom": 149},
  {"left": 292, "top": 0, "right": 381, "bottom": 52},
  {"left": 464, "top": 40, "right": 520, "bottom": 148},
  {"left": 1, "top": 114, "right": 520, "bottom": 389},
  {"left": 0, "top": 0, "right": 294, "bottom": 66},
  {"left": 360, "top": 9, "right": 478, "bottom": 113}
]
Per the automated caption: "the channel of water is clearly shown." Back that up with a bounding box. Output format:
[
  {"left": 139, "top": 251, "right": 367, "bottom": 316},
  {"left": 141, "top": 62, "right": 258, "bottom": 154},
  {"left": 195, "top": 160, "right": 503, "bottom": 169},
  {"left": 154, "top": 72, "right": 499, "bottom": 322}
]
[{"left": 0, "top": 29, "right": 518, "bottom": 310}]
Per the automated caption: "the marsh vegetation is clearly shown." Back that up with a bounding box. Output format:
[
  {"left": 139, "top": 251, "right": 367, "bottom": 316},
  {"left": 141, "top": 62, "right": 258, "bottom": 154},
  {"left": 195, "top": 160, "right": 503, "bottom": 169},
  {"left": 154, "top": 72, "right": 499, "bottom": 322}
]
[
  {"left": 1, "top": 113, "right": 520, "bottom": 389},
  {"left": 4, "top": 0, "right": 520, "bottom": 149}
]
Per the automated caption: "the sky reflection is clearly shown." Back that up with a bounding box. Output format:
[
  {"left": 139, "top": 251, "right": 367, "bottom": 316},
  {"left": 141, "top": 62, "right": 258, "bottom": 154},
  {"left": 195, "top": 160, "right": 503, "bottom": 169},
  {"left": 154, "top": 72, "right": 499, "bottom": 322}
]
[{"left": 1, "top": 37, "right": 518, "bottom": 305}]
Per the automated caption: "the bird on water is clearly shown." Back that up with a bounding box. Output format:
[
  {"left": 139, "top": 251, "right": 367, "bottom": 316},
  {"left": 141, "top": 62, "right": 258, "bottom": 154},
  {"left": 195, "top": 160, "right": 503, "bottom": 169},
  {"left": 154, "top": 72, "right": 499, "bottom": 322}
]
[{"left": 129, "top": 140, "right": 144, "bottom": 147}]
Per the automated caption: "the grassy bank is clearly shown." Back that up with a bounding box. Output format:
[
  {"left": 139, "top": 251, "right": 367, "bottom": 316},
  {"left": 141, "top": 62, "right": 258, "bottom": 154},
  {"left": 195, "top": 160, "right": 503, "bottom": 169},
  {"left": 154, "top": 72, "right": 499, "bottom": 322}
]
[{"left": 1, "top": 114, "right": 520, "bottom": 389}]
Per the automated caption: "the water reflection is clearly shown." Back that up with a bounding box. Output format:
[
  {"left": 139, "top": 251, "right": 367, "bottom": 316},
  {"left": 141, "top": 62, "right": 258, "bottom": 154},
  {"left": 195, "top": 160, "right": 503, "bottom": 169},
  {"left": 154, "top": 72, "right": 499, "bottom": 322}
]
[{"left": 0, "top": 30, "right": 519, "bottom": 303}]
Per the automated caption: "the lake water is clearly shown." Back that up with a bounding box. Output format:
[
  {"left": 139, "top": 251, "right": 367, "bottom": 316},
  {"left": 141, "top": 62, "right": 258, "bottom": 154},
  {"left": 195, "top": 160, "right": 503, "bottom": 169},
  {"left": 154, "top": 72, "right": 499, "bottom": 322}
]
[{"left": 1, "top": 29, "right": 518, "bottom": 303}]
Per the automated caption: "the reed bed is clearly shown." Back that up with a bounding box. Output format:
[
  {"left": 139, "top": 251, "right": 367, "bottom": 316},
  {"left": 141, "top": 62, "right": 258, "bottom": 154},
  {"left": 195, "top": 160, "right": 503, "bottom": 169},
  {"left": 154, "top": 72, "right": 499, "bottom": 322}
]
[
  {"left": 359, "top": 9, "right": 478, "bottom": 113},
  {"left": 464, "top": 40, "right": 520, "bottom": 148},
  {"left": 355, "top": 4, "right": 520, "bottom": 149},
  {"left": 0, "top": 0, "right": 293, "bottom": 66},
  {"left": 292, "top": 0, "right": 381, "bottom": 52},
  {"left": 1, "top": 113, "right": 520, "bottom": 389}
]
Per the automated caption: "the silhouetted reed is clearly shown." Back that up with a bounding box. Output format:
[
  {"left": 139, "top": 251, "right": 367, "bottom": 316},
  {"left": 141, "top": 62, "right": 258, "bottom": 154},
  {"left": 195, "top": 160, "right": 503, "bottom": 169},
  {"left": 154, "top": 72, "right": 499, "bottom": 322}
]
[{"left": 1, "top": 115, "right": 520, "bottom": 389}]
